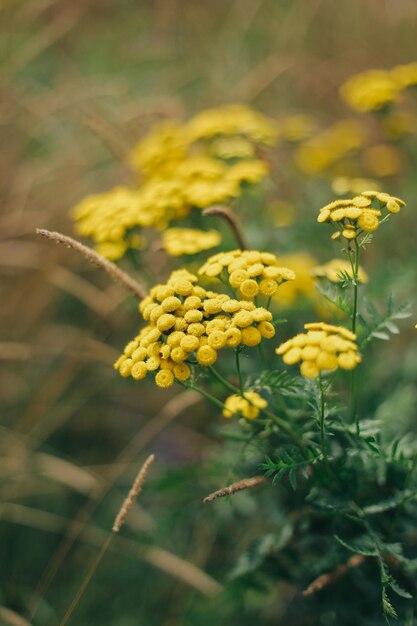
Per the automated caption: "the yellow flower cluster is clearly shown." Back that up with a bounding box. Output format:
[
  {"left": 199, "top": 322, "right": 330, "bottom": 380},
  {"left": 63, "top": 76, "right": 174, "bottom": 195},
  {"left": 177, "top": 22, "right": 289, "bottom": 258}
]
[
  {"left": 114, "top": 269, "right": 276, "bottom": 388},
  {"left": 162, "top": 228, "right": 221, "bottom": 256},
  {"left": 295, "top": 120, "right": 366, "bottom": 174},
  {"left": 331, "top": 177, "right": 380, "bottom": 196},
  {"left": 199, "top": 250, "right": 295, "bottom": 300},
  {"left": 73, "top": 105, "right": 275, "bottom": 259},
  {"left": 340, "top": 62, "right": 417, "bottom": 112},
  {"left": 312, "top": 259, "right": 368, "bottom": 284},
  {"left": 186, "top": 104, "right": 278, "bottom": 145},
  {"left": 223, "top": 392, "right": 267, "bottom": 420},
  {"left": 277, "top": 114, "right": 317, "bottom": 142},
  {"left": 362, "top": 144, "right": 403, "bottom": 177},
  {"left": 317, "top": 190, "right": 406, "bottom": 240},
  {"left": 276, "top": 322, "right": 361, "bottom": 379},
  {"left": 73, "top": 187, "right": 149, "bottom": 260}
]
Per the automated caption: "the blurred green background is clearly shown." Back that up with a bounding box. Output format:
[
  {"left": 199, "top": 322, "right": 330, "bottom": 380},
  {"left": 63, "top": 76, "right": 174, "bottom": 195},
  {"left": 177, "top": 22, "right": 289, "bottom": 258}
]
[{"left": 1, "top": 1, "right": 417, "bottom": 624}]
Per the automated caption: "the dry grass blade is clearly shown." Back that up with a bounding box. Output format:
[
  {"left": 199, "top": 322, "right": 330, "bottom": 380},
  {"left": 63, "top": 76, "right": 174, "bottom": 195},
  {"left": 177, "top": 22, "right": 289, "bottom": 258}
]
[
  {"left": 203, "top": 476, "right": 266, "bottom": 503},
  {"left": 0, "top": 606, "right": 32, "bottom": 626},
  {"left": 302, "top": 554, "right": 366, "bottom": 596},
  {"left": 36, "top": 229, "right": 147, "bottom": 299},
  {"left": 113, "top": 454, "right": 155, "bottom": 532}
]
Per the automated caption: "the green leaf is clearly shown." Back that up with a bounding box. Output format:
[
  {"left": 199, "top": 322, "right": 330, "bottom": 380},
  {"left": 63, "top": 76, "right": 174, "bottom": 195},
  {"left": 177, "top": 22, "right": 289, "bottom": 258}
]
[{"left": 334, "top": 534, "right": 377, "bottom": 557}]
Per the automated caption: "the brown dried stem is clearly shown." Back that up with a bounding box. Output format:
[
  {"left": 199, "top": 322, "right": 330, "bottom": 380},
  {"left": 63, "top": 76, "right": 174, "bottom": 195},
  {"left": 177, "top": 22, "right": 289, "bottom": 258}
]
[
  {"left": 36, "top": 229, "right": 147, "bottom": 300},
  {"left": 203, "top": 475, "right": 266, "bottom": 503},
  {"left": 203, "top": 205, "right": 248, "bottom": 250},
  {"left": 302, "top": 554, "right": 366, "bottom": 597},
  {"left": 113, "top": 454, "right": 155, "bottom": 532}
]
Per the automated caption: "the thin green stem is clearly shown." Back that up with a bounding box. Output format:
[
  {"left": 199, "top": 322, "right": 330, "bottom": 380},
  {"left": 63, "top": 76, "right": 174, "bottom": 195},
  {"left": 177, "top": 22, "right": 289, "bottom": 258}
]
[
  {"left": 261, "top": 407, "right": 305, "bottom": 451},
  {"left": 350, "top": 237, "right": 360, "bottom": 435},
  {"left": 257, "top": 342, "right": 267, "bottom": 371},
  {"left": 351, "top": 238, "right": 360, "bottom": 334},
  {"left": 208, "top": 366, "right": 237, "bottom": 394},
  {"left": 180, "top": 381, "right": 225, "bottom": 412},
  {"left": 318, "top": 375, "right": 327, "bottom": 460},
  {"left": 235, "top": 349, "right": 244, "bottom": 395}
]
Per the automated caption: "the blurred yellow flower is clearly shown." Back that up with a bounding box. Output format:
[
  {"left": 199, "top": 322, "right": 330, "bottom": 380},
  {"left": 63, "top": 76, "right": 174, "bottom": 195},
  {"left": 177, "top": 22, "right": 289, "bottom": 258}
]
[
  {"left": 162, "top": 228, "right": 221, "bottom": 256},
  {"left": 362, "top": 144, "right": 403, "bottom": 177},
  {"left": 223, "top": 391, "right": 267, "bottom": 419},
  {"left": 279, "top": 114, "right": 317, "bottom": 142},
  {"left": 382, "top": 111, "right": 417, "bottom": 138},
  {"left": 331, "top": 177, "right": 381, "bottom": 196},
  {"left": 130, "top": 121, "right": 189, "bottom": 178},
  {"left": 340, "top": 69, "right": 400, "bottom": 112},
  {"left": 312, "top": 258, "right": 368, "bottom": 284},
  {"left": 295, "top": 120, "right": 366, "bottom": 174},
  {"left": 185, "top": 104, "right": 278, "bottom": 145}
]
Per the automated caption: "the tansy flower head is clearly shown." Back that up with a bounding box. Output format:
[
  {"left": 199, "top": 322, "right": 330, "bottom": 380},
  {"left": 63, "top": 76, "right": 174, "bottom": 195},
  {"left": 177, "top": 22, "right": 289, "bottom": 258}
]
[
  {"left": 312, "top": 259, "right": 368, "bottom": 284},
  {"left": 130, "top": 121, "right": 189, "bottom": 179},
  {"left": 185, "top": 104, "right": 278, "bottom": 146},
  {"left": 317, "top": 191, "right": 406, "bottom": 241},
  {"left": 223, "top": 392, "right": 267, "bottom": 420},
  {"left": 72, "top": 187, "right": 147, "bottom": 259},
  {"left": 339, "top": 69, "right": 401, "bottom": 112},
  {"left": 162, "top": 228, "right": 221, "bottom": 256},
  {"left": 295, "top": 120, "right": 366, "bottom": 175},
  {"left": 199, "top": 249, "right": 295, "bottom": 301},
  {"left": 115, "top": 268, "right": 277, "bottom": 388},
  {"left": 276, "top": 322, "right": 362, "bottom": 379}
]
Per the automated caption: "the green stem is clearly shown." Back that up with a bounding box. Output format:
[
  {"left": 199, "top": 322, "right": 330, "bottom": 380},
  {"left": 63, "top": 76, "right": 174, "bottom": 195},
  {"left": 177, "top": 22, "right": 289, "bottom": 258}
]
[
  {"left": 257, "top": 342, "right": 267, "bottom": 371},
  {"left": 208, "top": 366, "right": 237, "bottom": 394},
  {"left": 180, "top": 382, "right": 225, "bottom": 412},
  {"left": 351, "top": 238, "right": 360, "bottom": 334},
  {"left": 350, "top": 237, "right": 360, "bottom": 435},
  {"left": 318, "top": 375, "right": 327, "bottom": 460},
  {"left": 235, "top": 349, "right": 244, "bottom": 395},
  {"left": 261, "top": 407, "right": 305, "bottom": 451}
]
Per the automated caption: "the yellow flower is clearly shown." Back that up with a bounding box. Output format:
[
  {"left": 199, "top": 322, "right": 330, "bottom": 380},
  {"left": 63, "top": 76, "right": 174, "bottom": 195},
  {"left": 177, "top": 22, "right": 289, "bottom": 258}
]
[
  {"left": 223, "top": 391, "right": 267, "bottom": 419},
  {"left": 295, "top": 120, "right": 366, "bottom": 174},
  {"left": 155, "top": 369, "right": 175, "bottom": 388},
  {"left": 279, "top": 114, "right": 317, "bottom": 142},
  {"left": 391, "top": 62, "right": 417, "bottom": 88},
  {"left": 276, "top": 322, "right": 361, "bottom": 378},
  {"left": 116, "top": 265, "right": 279, "bottom": 388},
  {"left": 130, "top": 121, "right": 189, "bottom": 178},
  {"left": 225, "top": 160, "right": 269, "bottom": 185},
  {"left": 199, "top": 249, "right": 295, "bottom": 301},
  {"left": 312, "top": 259, "right": 368, "bottom": 284},
  {"left": 162, "top": 228, "right": 221, "bottom": 256},
  {"left": 362, "top": 144, "right": 403, "bottom": 177},
  {"left": 339, "top": 69, "right": 401, "bottom": 112},
  {"left": 317, "top": 191, "right": 405, "bottom": 240},
  {"left": 331, "top": 177, "right": 381, "bottom": 196},
  {"left": 186, "top": 104, "right": 278, "bottom": 145},
  {"left": 196, "top": 345, "right": 218, "bottom": 366}
]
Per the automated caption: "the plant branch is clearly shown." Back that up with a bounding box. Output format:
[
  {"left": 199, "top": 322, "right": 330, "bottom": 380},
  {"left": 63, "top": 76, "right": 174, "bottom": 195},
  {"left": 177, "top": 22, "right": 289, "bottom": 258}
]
[{"left": 203, "top": 205, "right": 248, "bottom": 250}]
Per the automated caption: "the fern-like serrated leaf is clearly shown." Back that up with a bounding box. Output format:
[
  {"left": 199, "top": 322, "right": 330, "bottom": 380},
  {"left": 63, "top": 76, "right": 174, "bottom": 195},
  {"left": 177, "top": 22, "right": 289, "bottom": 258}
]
[
  {"left": 360, "top": 298, "right": 411, "bottom": 349},
  {"left": 261, "top": 447, "right": 322, "bottom": 488}
]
